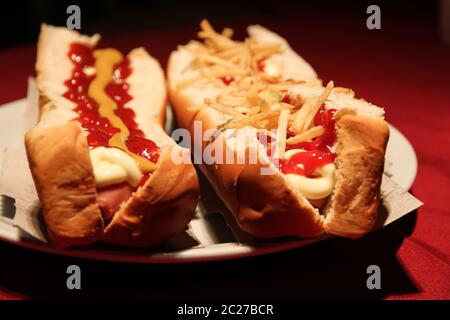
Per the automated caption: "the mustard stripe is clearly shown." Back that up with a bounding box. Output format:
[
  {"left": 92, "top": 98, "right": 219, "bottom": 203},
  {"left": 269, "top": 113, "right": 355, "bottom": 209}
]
[{"left": 88, "top": 48, "right": 157, "bottom": 173}]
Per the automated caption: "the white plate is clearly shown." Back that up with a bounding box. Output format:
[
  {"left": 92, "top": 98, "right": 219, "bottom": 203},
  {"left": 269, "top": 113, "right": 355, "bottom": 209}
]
[{"left": 0, "top": 98, "right": 418, "bottom": 263}]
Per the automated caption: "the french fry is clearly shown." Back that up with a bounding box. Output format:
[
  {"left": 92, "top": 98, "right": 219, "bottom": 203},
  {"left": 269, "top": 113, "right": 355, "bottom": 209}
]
[
  {"left": 222, "top": 27, "right": 234, "bottom": 38},
  {"left": 303, "top": 81, "right": 334, "bottom": 130},
  {"left": 198, "top": 53, "right": 237, "bottom": 69},
  {"left": 216, "top": 45, "right": 244, "bottom": 59},
  {"left": 290, "top": 98, "right": 314, "bottom": 134},
  {"left": 185, "top": 20, "right": 335, "bottom": 149},
  {"left": 205, "top": 98, "right": 245, "bottom": 118},
  {"left": 286, "top": 126, "right": 325, "bottom": 145},
  {"left": 200, "top": 69, "right": 227, "bottom": 88},
  {"left": 221, "top": 110, "right": 280, "bottom": 129},
  {"left": 275, "top": 109, "right": 290, "bottom": 159},
  {"left": 216, "top": 94, "right": 248, "bottom": 106}
]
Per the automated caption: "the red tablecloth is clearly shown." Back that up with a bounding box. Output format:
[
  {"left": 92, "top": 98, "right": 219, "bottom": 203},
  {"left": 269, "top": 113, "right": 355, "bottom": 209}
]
[{"left": 0, "top": 13, "right": 449, "bottom": 300}]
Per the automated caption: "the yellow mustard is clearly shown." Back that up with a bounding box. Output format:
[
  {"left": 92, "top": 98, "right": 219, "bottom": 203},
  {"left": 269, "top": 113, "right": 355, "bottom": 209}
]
[{"left": 88, "top": 49, "right": 156, "bottom": 173}]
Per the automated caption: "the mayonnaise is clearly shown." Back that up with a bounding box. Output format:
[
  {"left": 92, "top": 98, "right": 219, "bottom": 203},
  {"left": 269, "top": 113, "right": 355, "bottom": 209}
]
[
  {"left": 283, "top": 149, "right": 336, "bottom": 200},
  {"left": 89, "top": 147, "right": 143, "bottom": 188},
  {"left": 263, "top": 59, "right": 281, "bottom": 78}
]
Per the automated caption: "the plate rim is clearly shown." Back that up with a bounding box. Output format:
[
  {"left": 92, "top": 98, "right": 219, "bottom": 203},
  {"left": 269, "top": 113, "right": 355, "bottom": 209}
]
[{"left": 386, "top": 124, "right": 418, "bottom": 191}]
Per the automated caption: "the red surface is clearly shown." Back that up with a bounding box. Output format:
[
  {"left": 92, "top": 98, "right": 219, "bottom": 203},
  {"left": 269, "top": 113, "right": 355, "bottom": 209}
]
[{"left": 0, "top": 12, "right": 449, "bottom": 300}]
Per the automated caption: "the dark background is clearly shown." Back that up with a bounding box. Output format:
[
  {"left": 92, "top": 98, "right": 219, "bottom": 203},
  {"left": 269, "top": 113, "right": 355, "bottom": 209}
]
[{"left": 0, "top": 0, "right": 442, "bottom": 50}]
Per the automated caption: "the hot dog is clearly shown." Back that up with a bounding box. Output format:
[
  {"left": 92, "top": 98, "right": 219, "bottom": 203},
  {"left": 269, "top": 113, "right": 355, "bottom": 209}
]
[
  {"left": 25, "top": 24, "right": 199, "bottom": 248},
  {"left": 167, "top": 20, "right": 389, "bottom": 239}
]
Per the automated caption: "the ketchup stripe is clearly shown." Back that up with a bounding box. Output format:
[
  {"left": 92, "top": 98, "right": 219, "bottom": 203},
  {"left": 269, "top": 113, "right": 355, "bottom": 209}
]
[{"left": 63, "top": 43, "right": 159, "bottom": 163}]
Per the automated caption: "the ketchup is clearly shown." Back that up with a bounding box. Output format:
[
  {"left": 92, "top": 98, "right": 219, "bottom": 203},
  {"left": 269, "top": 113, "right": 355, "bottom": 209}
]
[
  {"left": 257, "top": 59, "right": 266, "bottom": 72},
  {"left": 104, "top": 59, "right": 144, "bottom": 138},
  {"left": 286, "top": 106, "right": 337, "bottom": 153},
  {"left": 126, "top": 135, "right": 159, "bottom": 163},
  {"left": 280, "top": 105, "right": 337, "bottom": 178},
  {"left": 63, "top": 43, "right": 159, "bottom": 163},
  {"left": 220, "top": 75, "right": 234, "bottom": 85},
  {"left": 281, "top": 94, "right": 292, "bottom": 104},
  {"left": 137, "top": 173, "right": 151, "bottom": 187},
  {"left": 281, "top": 151, "right": 335, "bottom": 177}
]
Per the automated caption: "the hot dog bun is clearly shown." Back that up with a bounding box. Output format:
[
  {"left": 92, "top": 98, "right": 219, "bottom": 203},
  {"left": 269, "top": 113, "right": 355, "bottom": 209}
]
[
  {"left": 26, "top": 24, "right": 199, "bottom": 248},
  {"left": 323, "top": 111, "right": 389, "bottom": 238},
  {"left": 167, "top": 21, "right": 389, "bottom": 239}
]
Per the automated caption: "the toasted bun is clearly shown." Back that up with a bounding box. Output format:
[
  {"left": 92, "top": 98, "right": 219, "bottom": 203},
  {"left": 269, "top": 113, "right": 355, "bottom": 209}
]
[
  {"left": 168, "top": 23, "right": 389, "bottom": 239},
  {"left": 323, "top": 110, "right": 389, "bottom": 238},
  {"left": 101, "top": 145, "right": 198, "bottom": 246},
  {"left": 26, "top": 24, "right": 199, "bottom": 248},
  {"left": 25, "top": 122, "right": 104, "bottom": 248},
  {"left": 191, "top": 110, "right": 324, "bottom": 238},
  {"left": 285, "top": 84, "right": 389, "bottom": 237}
]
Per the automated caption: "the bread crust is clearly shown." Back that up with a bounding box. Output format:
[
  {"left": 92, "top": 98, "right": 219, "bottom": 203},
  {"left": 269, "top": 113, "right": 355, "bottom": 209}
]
[
  {"left": 236, "top": 162, "right": 324, "bottom": 237},
  {"left": 25, "top": 122, "right": 104, "bottom": 248},
  {"left": 102, "top": 146, "right": 198, "bottom": 246},
  {"left": 26, "top": 24, "right": 199, "bottom": 248},
  {"left": 323, "top": 111, "right": 389, "bottom": 238}
]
